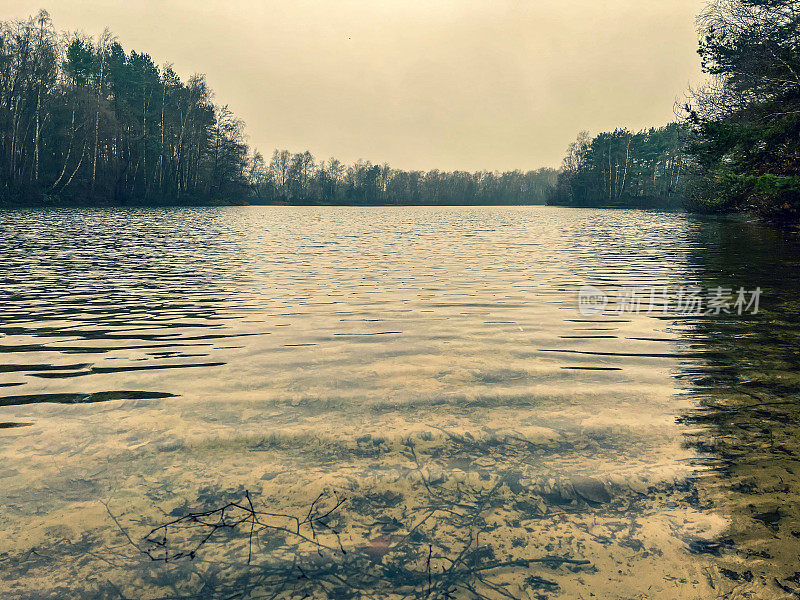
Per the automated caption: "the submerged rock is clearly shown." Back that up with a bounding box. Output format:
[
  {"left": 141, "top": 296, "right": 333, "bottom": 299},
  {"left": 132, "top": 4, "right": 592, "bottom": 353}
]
[{"left": 571, "top": 477, "right": 611, "bottom": 504}]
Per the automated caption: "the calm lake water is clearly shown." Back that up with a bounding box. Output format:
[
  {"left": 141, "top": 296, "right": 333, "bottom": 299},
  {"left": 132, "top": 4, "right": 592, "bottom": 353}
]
[{"left": 1, "top": 206, "right": 799, "bottom": 599}]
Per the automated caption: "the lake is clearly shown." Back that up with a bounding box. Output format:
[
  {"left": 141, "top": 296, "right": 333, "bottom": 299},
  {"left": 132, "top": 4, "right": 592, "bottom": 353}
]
[{"left": 1, "top": 206, "right": 799, "bottom": 599}]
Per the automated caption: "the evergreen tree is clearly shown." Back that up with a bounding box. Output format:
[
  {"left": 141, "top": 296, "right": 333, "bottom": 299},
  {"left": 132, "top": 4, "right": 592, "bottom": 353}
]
[
  {"left": 0, "top": 12, "right": 251, "bottom": 205},
  {"left": 685, "top": 0, "right": 800, "bottom": 221},
  {"left": 548, "top": 124, "right": 689, "bottom": 208}
]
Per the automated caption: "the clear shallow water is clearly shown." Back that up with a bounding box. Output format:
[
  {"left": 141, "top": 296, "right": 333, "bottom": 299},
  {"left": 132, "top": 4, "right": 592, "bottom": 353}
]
[{"left": 0, "top": 206, "right": 799, "bottom": 599}]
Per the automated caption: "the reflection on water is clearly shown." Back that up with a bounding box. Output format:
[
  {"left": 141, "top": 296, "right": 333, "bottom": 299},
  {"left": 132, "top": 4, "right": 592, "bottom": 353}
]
[
  {"left": 0, "top": 207, "right": 798, "bottom": 599},
  {"left": 678, "top": 219, "right": 800, "bottom": 597}
]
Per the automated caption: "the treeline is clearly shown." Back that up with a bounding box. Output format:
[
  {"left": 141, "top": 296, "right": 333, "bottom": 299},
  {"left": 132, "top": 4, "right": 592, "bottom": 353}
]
[
  {"left": 684, "top": 0, "right": 800, "bottom": 222},
  {"left": 547, "top": 0, "right": 800, "bottom": 222},
  {"left": 249, "top": 150, "right": 558, "bottom": 205},
  {"left": 0, "top": 11, "right": 556, "bottom": 207},
  {"left": 547, "top": 124, "right": 688, "bottom": 208},
  {"left": 0, "top": 11, "right": 250, "bottom": 206}
]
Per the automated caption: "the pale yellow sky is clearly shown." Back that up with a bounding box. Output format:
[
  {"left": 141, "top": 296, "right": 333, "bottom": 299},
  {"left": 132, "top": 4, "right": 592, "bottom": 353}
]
[{"left": 6, "top": 0, "right": 706, "bottom": 171}]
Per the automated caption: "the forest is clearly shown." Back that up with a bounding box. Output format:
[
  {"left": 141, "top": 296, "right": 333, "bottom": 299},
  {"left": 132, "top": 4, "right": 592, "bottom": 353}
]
[
  {"left": 0, "top": 12, "right": 251, "bottom": 206},
  {"left": 684, "top": 0, "right": 800, "bottom": 222},
  {"left": 249, "top": 152, "right": 557, "bottom": 206},
  {"left": 546, "top": 124, "right": 689, "bottom": 208},
  {"left": 2, "top": 1, "right": 798, "bottom": 218},
  {"left": 0, "top": 11, "right": 556, "bottom": 207},
  {"left": 549, "top": 0, "right": 800, "bottom": 220}
]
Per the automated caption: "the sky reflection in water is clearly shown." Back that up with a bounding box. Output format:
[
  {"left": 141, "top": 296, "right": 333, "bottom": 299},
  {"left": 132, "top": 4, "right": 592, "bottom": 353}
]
[{"left": 0, "top": 206, "right": 798, "bottom": 599}]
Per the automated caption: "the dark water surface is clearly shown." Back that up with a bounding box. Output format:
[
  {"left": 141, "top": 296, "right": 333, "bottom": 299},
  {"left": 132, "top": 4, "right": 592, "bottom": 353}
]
[{"left": 0, "top": 206, "right": 799, "bottom": 599}]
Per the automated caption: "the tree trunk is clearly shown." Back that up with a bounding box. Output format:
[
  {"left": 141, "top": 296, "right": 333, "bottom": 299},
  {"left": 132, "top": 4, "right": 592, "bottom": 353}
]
[
  {"left": 617, "top": 136, "right": 631, "bottom": 200},
  {"left": 91, "top": 39, "right": 107, "bottom": 198}
]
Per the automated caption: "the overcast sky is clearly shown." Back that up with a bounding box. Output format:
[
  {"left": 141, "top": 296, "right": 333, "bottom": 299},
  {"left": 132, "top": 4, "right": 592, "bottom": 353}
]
[{"left": 7, "top": 0, "right": 706, "bottom": 171}]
